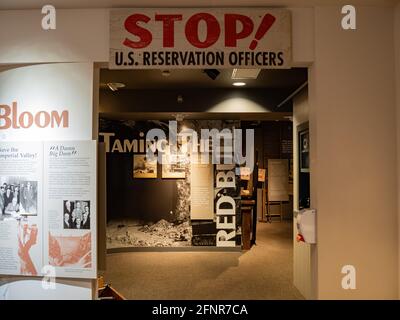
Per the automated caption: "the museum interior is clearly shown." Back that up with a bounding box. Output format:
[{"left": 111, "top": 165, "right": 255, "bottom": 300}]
[
  {"left": 97, "top": 67, "right": 309, "bottom": 299},
  {"left": 2, "top": 2, "right": 400, "bottom": 302}
]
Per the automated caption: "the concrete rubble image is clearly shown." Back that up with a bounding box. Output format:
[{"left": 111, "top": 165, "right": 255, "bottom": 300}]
[
  {"left": 107, "top": 219, "right": 192, "bottom": 247},
  {"left": 104, "top": 120, "right": 239, "bottom": 249}
]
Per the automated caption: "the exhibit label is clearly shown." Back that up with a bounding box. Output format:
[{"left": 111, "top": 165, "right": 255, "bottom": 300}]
[
  {"left": 110, "top": 8, "right": 291, "bottom": 69},
  {"left": 0, "top": 141, "right": 97, "bottom": 279}
]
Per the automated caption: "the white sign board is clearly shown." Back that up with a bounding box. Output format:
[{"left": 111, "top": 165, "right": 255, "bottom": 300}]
[
  {"left": 110, "top": 8, "right": 291, "bottom": 69},
  {"left": 190, "top": 163, "right": 214, "bottom": 220},
  {"left": 268, "top": 159, "right": 289, "bottom": 202}
]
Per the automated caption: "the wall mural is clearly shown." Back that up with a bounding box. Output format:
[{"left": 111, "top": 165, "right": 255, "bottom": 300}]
[{"left": 99, "top": 118, "right": 241, "bottom": 248}]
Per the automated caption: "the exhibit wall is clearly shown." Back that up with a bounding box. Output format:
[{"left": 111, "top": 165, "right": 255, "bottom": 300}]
[
  {"left": 0, "top": 63, "right": 97, "bottom": 299},
  {"left": 292, "top": 89, "right": 312, "bottom": 300},
  {"left": 99, "top": 118, "right": 242, "bottom": 249},
  {"left": 311, "top": 6, "right": 398, "bottom": 299},
  {"left": 394, "top": 2, "right": 400, "bottom": 299}
]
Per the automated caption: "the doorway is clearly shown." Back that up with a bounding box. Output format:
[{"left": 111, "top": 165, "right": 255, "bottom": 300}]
[{"left": 97, "top": 67, "right": 308, "bottom": 299}]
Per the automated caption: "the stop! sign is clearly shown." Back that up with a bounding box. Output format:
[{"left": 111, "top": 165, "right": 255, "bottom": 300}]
[{"left": 109, "top": 8, "right": 291, "bottom": 69}]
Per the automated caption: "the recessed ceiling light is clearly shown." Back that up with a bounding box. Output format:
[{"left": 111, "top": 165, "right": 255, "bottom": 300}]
[
  {"left": 107, "top": 82, "right": 125, "bottom": 91},
  {"left": 233, "top": 82, "right": 246, "bottom": 87}
]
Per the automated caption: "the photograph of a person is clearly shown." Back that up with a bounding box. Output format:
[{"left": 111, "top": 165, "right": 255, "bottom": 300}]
[
  {"left": 63, "top": 200, "right": 91, "bottom": 230},
  {"left": 133, "top": 154, "right": 157, "bottom": 179},
  {"left": 0, "top": 177, "right": 38, "bottom": 219}
]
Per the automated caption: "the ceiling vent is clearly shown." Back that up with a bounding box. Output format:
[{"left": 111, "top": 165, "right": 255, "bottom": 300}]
[
  {"left": 231, "top": 69, "right": 261, "bottom": 80},
  {"left": 107, "top": 82, "right": 125, "bottom": 91}
]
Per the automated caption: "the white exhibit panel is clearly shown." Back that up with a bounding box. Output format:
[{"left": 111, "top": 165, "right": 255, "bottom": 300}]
[
  {"left": 0, "top": 63, "right": 97, "bottom": 299},
  {"left": 43, "top": 141, "right": 97, "bottom": 279},
  {"left": 0, "top": 279, "right": 92, "bottom": 300},
  {"left": 190, "top": 163, "right": 214, "bottom": 220},
  {"left": 0, "top": 141, "right": 97, "bottom": 279},
  {"left": 0, "top": 142, "right": 43, "bottom": 277},
  {"left": 268, "top": 159, "right": 289, "bottom": 202},
  {"left": 0, "top": 63, "right": 93, "bottom": 142}
]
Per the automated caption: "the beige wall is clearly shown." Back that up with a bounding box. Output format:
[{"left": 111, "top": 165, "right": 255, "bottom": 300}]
[
  {"left": 293, "top": 89, "right": 309, "bottom": 212},
  {"left": 0, "top": 8, "right": 313, "bottom": 65},
  {"left": 0, "top": 9, "right": 109, "bottom": 63},
  {"left": 395, "top": 3, "right": 400, "bottom": 299},
  {"left": 311, "top": 6, "right": 398, "bottom": 299},
  {"left": 293, "top": 88, "right": 314, "bottom": 299}
]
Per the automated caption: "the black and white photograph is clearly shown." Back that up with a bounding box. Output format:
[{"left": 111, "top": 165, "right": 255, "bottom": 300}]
[
  {"left": 63, "top": 200, "right": 91, "bottom": 230},
  {"left": 0, "top": 177, "right": 38, "bottom": 219},
  {"left": 161, "top": 154, "right": 187, "bottom": 179},
  {"left": 133, "top": 154, "right": 157, "bottom": 179}
]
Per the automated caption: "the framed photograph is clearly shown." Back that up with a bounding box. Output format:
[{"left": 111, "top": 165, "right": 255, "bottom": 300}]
[
  {"left": 258, "top": 169, "right": 266, "bottom": 182},
  {"left": 162, "top": 154, "right": 186, "bottom": 179},
  {"left": 299, "top": 129, "right": 310, "bottom": 173},
  {"left": 133, "top": 155, "right": 157, "bottom": 179},
  {"left": 240, "top": 167, "right": 251, "bottom": 181}
]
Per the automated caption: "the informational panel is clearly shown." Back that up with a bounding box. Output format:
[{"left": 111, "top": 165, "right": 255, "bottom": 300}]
[
  {"left": 110, "top": 8, "right": 291, "bottom": 69},
  {"left": 190, "top": 163, "right": 214, "bottom": 220},
  {"left": 0, "top": 141, "right": 97, "bottom": 279},
  {"left": 0, "top": 142, "right": 43, "bottom": 277},
  {"left": 43, "top": 141, "right": 97, "bottom": 279},
  {"left": 0, "top": 63, "right": 96, "bottom": 299},
  {"left": 268, "top": 159, "right": 289, "bottom": 202}
]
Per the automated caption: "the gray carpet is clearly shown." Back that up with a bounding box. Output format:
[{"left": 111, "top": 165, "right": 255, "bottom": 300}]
[{"left": 103, "top": 221, "right": 304, "bottom": 300}]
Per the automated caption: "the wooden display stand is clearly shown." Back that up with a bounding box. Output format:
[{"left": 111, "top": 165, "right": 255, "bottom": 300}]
[
  {"left": 267, "top": 200, "right": 284, "bottom": 222},
  {"left": 266, "top": 159, "right": 289, "bottom": 222},
  {"left": 241, "top": 202, "right": 255, "bottom": 250}
]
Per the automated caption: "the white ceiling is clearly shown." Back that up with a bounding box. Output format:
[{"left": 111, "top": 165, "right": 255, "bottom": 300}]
[{"left": 0, "top": 0, "right": 398, "bottom": 10}]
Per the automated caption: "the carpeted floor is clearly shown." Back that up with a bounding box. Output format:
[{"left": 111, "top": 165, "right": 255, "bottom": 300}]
[{"left": 103, "top": 221, "right": 304, "bottom": 300}]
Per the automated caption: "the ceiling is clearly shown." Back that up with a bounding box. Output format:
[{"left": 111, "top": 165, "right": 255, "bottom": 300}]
[
  {"left": 0, "top": 0, "right": 397, "bottom": 10},
  {"left": 100, "top": 111, "right": 292, "bottom": 121},
  {"left": 100, "top": 68, "right": 307, "bottom": 91}
]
